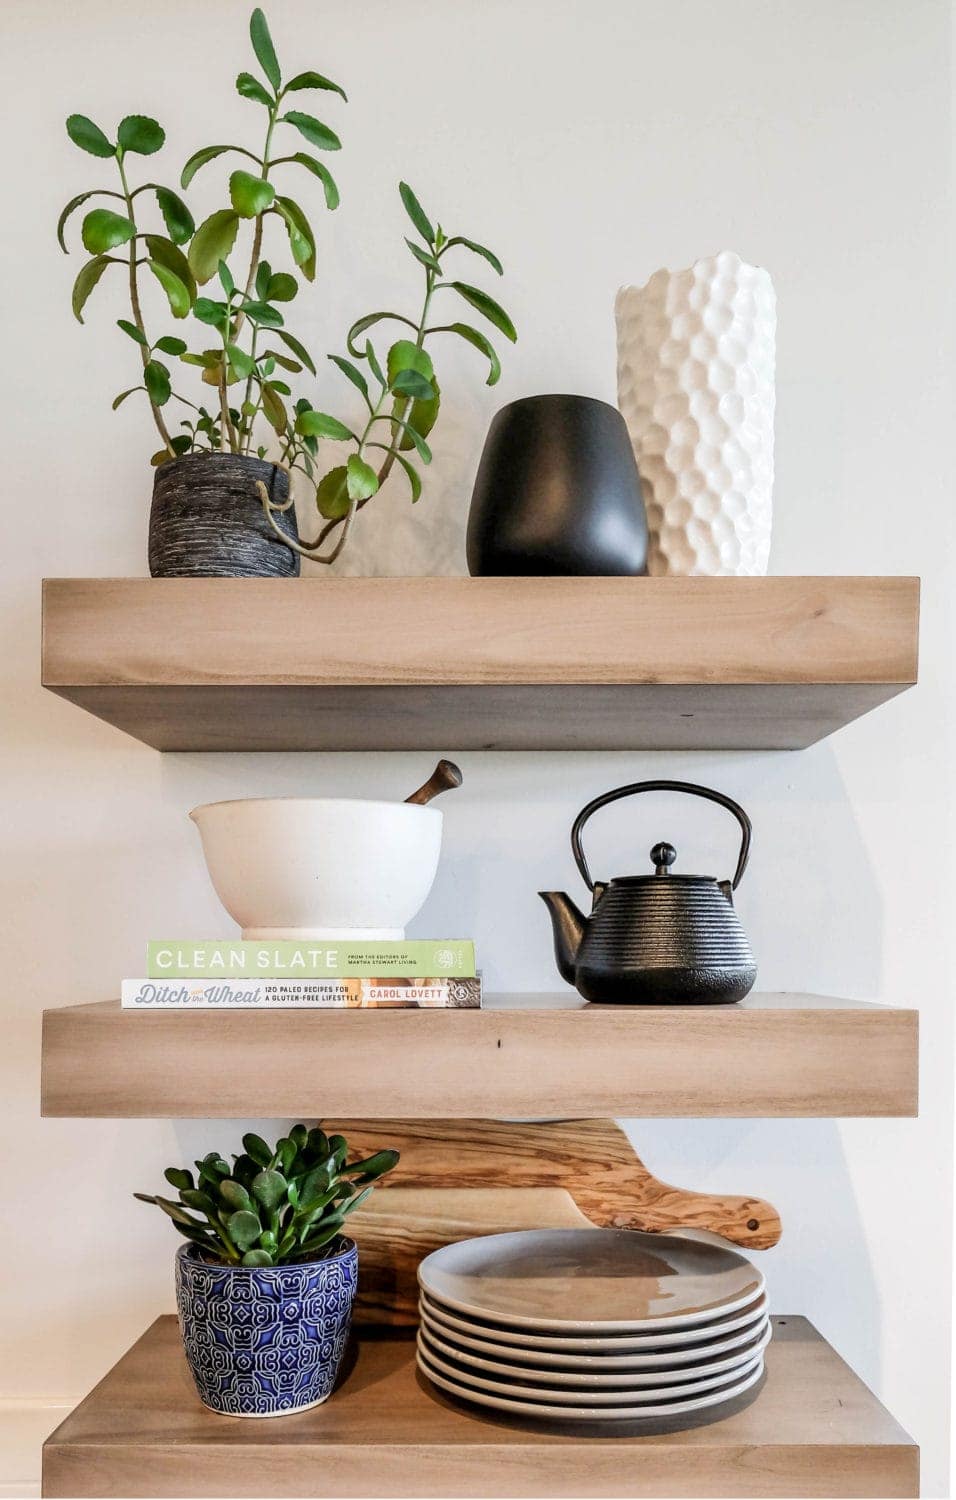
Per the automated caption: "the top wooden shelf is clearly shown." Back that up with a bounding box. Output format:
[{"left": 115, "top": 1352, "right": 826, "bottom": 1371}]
[{"left": 41, "top": 576, "right": 919, "bottom": 752}]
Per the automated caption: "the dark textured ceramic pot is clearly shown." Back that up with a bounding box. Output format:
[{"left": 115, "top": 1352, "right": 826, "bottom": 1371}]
[
  {"left": 466, "top": 394, "right": 648, "bottom": 576},
  {"left": 175, "top": 1238, "right": 358, "bottom": 1417},
  {"left": 148, "top": 453, "right": 300, "bottom": 578}
]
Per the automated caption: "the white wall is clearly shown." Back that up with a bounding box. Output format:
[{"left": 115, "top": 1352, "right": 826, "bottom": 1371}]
[{"left": 2, "top": 0, "right": 953, "bottom": 1492}]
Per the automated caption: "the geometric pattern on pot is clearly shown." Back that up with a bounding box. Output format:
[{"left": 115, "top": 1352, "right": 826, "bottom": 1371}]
[{"left": 175, "top": 1239, "right": 357, "bottom": 1417}]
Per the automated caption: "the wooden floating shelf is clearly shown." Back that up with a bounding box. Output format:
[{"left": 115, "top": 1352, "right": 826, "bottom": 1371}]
[
  {"left": 40, "top": 993, "right": 918, "bottom": 1119},
  {"left": 42, "top": 1316, "right": 918, "bottom": 1499},
  {"left": 41, "top": 576, "right": 919, "bottom": 751}
]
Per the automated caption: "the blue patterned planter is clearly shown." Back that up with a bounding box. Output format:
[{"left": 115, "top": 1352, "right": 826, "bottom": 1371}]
[{"left": 175, "top": 1238, "right": 358, "bottom": 1417}]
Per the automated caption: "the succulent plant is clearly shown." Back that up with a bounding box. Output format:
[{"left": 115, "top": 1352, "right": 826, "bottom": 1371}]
[{"left": 136, "top": 1123, "right": 398, "bottom": 1266}]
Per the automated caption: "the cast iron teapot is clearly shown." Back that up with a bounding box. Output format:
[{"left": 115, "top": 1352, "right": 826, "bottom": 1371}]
[{"left": 539, "top": 780, "right": 757, "bottom": 1005}]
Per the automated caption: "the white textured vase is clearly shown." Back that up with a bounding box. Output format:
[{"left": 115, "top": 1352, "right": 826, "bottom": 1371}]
[{"left": 615, "top": 252, "right": 776, "bottom": 576}]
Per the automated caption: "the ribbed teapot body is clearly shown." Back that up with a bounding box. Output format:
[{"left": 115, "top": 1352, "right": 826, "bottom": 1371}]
[{"left": 576, "top": 877, "right": 756, "bottom": 1005}]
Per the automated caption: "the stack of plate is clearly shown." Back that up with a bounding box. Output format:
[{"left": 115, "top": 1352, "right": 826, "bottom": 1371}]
[{"left": 417, "top": 1229, "right": 770, "bottom": 1425}]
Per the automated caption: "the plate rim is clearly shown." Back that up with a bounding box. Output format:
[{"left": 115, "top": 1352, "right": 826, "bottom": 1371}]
[
  {"left": 418, "top": 1314, "right": 772, "bottom": 1386},
  {"left": 417, "top": 1332, "right": 768, "bottom": 1398},
  {"left": 418, "top": 1229, "right": 764, "bottom": 1333},
  {"left": 419, "top": 1286, "right": 769, "bottom": 1352},
  {"left": 416, "top": 1343, "right": 766, "bottom": 1421}
]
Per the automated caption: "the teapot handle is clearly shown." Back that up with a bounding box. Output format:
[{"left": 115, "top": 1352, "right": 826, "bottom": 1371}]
[{"left": 571, "top": 780, "right": 752, "bottom": 893}]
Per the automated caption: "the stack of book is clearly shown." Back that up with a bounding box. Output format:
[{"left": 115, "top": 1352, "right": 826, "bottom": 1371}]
[{"left": 121, "top": 939, "right": 480, "bottom": 1009}]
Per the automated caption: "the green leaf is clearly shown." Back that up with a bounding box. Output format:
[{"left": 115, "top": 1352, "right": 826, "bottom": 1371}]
[
  {"left": 144, "top": 359, "right": 171, "bottom": 406},
  {"left": 296, "top": 409, "right": 353, "bottom": 440},
  {"left": 346, "top": 311, "right": 417, "bottom": 359},
  {"left": 281, "top": 111, "right": 341, "bottom": 152},
  {"left": 155, "top": 335, "right": 188, "bottom": 355},
  {"left": 241, "top": 1248, "right": 274, "bottom": 1266},
  {"left": 164, "top": 1167, "right": 195, "bottom": 1192},
  {"left": 118, "top": 115, "right": 165, "bottom": 155},
  {"left": 399, "top": 181, "right": 434, "bottom": 245},
  {"left": 449, "top": 282, "right": 517, "bottom": 342},
  {"left": 242, "top": 1133, "right": 273, "bottom": 1168},
  {"left": 347, "top": 453, "right": 379, "bottom": 502},
  {"left": 306, "top": 1128, "right": 330, "bottom": 1159},
  {"left": 57, "top": 190, "right": 106, "bottom": 252},
  {"left": 443, "top": 235, "right": 503, "bottom": 275},
  {"left": 340, "top": 1183, "right": 375, "bottom": 1217},
  {"left": 117, "top": 318, "right": 148, "bottom": 346},
  {"left": 242, "top": 299, "right": 283, "bottom": 327},
  {"left": 386, "top": 340, "right": 434, "bottom": 386},
  {"left": 81, "top": 208, "right": 135, "bottom": 254},
  {"left": 365, "top": 340, "right": 386, "bottom": 389},
  {"left": 273, "top": 196, "right": 316, "bottom": 279},
  {"left": 180, "top": 1187, "right": 218, "bottom": 1214},
  {"left": 66, "top": 114, "right": 114, "bottom": 158},
  {"left": 218, "top": 261, "right": 235, "bottom": 297},
  {"left": 266, "top": 272, "right": 297, "bottom": 301},
  {"left": 218, "top": 1179, "right": 253, "bottom": 1212},
  {"left": 145, "top": 234, "right": 197, "bottom": 300},
  {"left": 227, "top": 1209, "right": 263, "bottom": 1249},
  {"left": 280, "top": 153, "right": 340, "bottom": 210},
  {"left": 225, "top": 342, "right": 255, "bottom": 378},
  {"left": 276, "top": 328, "right": 316, "bottom": 374},
  {"left": 297, "top": 1219, "right": 345, "bottom": 1257},
  {"left": 275, "top": 1138, "right": 297, "bottom": 1174},
  {"left": 314, "top": 465, "right": 350, "bottom": 520},
  {"left": 260, "top": 383, "right": 288, "bottom": 433},
  {"left": 290, "top": 1124, "right": 309, "bottom": 1150},
  {"left": 401, "top": 379, "right": 440, "bottom": 450},
  {"left": 188, "top": 210, "right": 240, "bottom": 284},
  {"left": 285, "top": 70, "right": 347, "bottom": 100},
  {"left": 347, "top": 1149, "right": 400, "bottom": 1181},
  {"left": 391, "top": 368, "right": 434, "bottom": 400},
  {"left": 390, "top": 449, "right": 421, "bottom": 501},
  {"left": 230, "top": 169, "right": 275, "bottom": 218},
  {"left": 192, "top": 297, "right": 228, "bottom": 329},
  {"left": 251, "top": 1168, "right": 287, "bottom": 1210},
  {"left": 443, "top": 321, "right": 501, "bottom": 385},
  {"left": 111, "top": 386, "right": 141, "bottom": 411},
  {"left": 405, "top": 238, "right": 442, "bottom": 274},
  {"left": 236, "top": 71, "right": 274, "bottom": 107},
  {"left": 181, "top": 144, "right": 235, "bottom": 189},
  {"left": 154, "top": 1196, "right": 206, "bottom": 1229},
  {"left": 71, "top": 254, "right": 114, "bottom": 322},
  {"left": 250, "top": 8, "right": 281, "bottom": 92},
  {"left": 255, "top": 259, "right": 272, "bottom": 299},
  {"left": 148, "top": 261, "right": 191, "bottom": 319},
  {"left": 155, "top": 187, "right": 195, "bottom": 245},
  {"left": 262, "top": 349, "right": 302, "bottom": 372},
  {"left": 385, "top": 413, "right": 432, "bottom": 464},
  {"left": 328, "top": 354, "right": 369, "bottom": 405}
]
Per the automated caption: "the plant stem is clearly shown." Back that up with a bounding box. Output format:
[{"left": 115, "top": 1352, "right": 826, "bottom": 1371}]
[
  {"left": 233, "top": 102, "right": 278, "bottom": 345},
  {"left": 117, "top": 153, "right": 174, "bottom": 455}
]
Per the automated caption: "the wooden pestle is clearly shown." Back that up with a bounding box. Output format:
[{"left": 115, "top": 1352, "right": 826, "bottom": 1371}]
[{"left": 405, "top": 759, "right": 463, "bottom": 805}]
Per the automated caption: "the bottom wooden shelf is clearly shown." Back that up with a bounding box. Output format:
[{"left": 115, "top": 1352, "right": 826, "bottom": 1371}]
[{"left": 43, "top": 1317, "right": 916, "bottom": 1498}]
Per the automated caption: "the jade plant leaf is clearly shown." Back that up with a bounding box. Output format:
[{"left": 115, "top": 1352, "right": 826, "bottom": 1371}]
[
  {"left": 66, "top": 114, "right": 115, "bottom": 158},
  {"left": 228, "top": 1209, "right": 263, "bottom": 1249},
  {"left": 117, "top": 115, "right": 165, "bottom": 155}
]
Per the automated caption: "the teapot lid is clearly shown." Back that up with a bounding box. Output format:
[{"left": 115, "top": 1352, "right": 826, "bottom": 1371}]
[{"left": 609, "top": 842, "right": 719, "bottom": 885}]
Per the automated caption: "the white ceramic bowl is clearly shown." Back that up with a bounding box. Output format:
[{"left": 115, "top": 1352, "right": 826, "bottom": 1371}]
[{"left": 189, "top": 797, "right": 443, "bottom": 939}]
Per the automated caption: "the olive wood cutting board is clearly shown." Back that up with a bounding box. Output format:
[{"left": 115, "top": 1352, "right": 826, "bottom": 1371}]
[{"left": 343, "top": 1118, "right": 779, "bottom": 1325}]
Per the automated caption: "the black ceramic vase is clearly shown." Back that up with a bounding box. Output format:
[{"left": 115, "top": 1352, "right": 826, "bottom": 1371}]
[
  {"left": 148, "top": 453, "right": 300, "bottom": 578},
  {"left": 466, "top": 394, "right": 648, "bottom": 576}
]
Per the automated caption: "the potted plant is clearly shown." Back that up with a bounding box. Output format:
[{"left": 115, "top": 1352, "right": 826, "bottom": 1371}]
[
  {"left": 136, "top": 1123, "right": 398, "bottom": 1416},
  {"left": 59, "top": 9, "right": 515, "bottom": 577}
]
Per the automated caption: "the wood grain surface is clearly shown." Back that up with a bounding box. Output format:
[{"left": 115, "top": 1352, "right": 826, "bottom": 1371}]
[
  {"left": 40, "top": 994, "right": 919, "bottom": 1119},
  {"left": 42, "top": 1317, "right": 918, "bottom": 1498},
  {"left": 41, "top": 576, "right": 919, "bottom": 750}
]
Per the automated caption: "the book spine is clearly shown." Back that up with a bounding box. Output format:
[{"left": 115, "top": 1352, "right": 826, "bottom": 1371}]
[
  {"left": 122, "top": 976, "right": 482, "bottom": 1009},
  {"left": 146, "top": 938, "right": 476, "bottom": 979}
]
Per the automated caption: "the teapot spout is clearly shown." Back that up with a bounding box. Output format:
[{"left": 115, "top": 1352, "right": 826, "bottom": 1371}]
[{"left": 538, "top": 891, "right": 587, "bottom": 985}]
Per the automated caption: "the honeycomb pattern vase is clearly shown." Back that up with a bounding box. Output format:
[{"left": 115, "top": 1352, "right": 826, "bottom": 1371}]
[
  {"left": 615, "top": 252, "right": 776, "bottom": 576},
  {"left": 175, "top": 1238, "right": 357, "bottom": 1417}
]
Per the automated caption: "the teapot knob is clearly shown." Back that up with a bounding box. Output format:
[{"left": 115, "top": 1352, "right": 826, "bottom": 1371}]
[{"left": 651, "top": 842, "right": 677, "bottom": 875}]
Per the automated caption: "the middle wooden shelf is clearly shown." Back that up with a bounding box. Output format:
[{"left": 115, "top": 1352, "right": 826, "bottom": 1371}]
[{"left": 41, "top": 991, "right": 917, "bottom": 1119}]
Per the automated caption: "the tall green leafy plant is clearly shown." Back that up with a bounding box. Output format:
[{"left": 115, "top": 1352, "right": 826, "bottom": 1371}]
[
  {"left": 59, "top": 9, "right": 516, "bottom": 566},
  {"left": 136, "top": 1123, "right": 399, "bottom": 1267}
]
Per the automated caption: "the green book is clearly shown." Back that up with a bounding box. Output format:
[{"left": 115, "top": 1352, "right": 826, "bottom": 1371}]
[{"left": 147, "top": 939, "right": 476, "bottom": 979}]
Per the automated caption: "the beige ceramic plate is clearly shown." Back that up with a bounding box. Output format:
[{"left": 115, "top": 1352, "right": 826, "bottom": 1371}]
[
  {"left": 418, "top": 1230, "right": 764, "bottom": 1333},
  {"left": 417, "top": 1342, "right": 765, "bottom": 1422},
  {"left": 419, "top": 1313, "right": 771, "bottom": 1387},
  {"left": 419, "top": 1288, "right": 769, "bottom": 1357}
]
